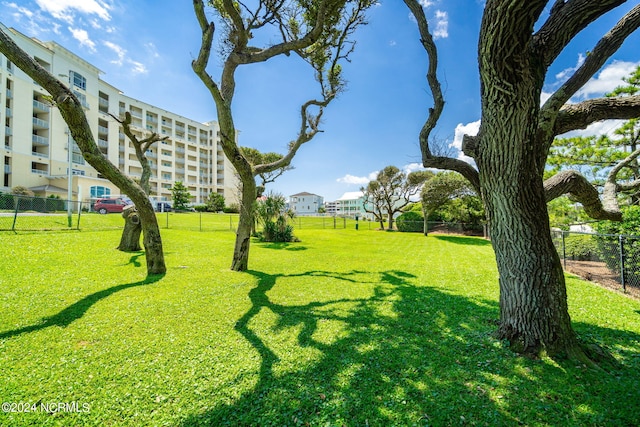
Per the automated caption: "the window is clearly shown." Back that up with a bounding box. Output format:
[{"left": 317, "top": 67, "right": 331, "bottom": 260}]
[
  {"left": 90, "top": 186, "right": 111, "bottom": 198},
  {"left": 70, "top": 71, "right": 86, "bottom": 90},
  {"left": 73, "top": 91, "right": 90, "bottom": 109}
]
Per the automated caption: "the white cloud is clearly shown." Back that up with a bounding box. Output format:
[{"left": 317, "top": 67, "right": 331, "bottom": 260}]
[
  {"left": 574, "top": 60, "right": 640, "bottom": 99},
  {"left": 450, "top": 120, "right": 480, "bottom": 164},
  {"left": 129, "top": 60, "right": 148, "bottom": 75},
  {"left": 103, "top": 41, "right": 148, "bottom": 74},
  {"left": 5, "top": 2, "right": 33, "bottom": 18},
  {"left": 558, "top": 119, "right": 626, "bottom": 139},
  {"left": 337, "top": 171, "right": 378, "bottom": 185},
  {"left": 433, "top": 10, "right": 448, "bottom": 39},
  {"left": 35, "top": 0, "right": 111, "bottom": 23},
  {"left": 145, "top": 42, "right": 160, "bottom": 59},
  {"left": 104, "top": 40, "right": 125, "bottom": 65},
  {"left": 555, "top": 53, "right": 585, "bottom": 83},
  {"left": 404, "top": 163, "right": 426, "bottom": 173},
  {"left": 68, "top": 26, "right": 95, "bottom": 52},
  {"left": 419, "top": 0, "right": 435, "bottom": 6},
  {"left": 388, "top": 40, "right": 397, "bottom": 47}
]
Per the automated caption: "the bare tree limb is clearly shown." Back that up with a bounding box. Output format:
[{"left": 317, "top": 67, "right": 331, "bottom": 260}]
[
  {"left": 109, "top": 112, "right": 168, "bottom": 195},
  {"left": 554, "top": 95, "right": 640, "bottom": 135},
  {"left": 540, "top": 4, "right": 640, "bottom": 118},
  {"left": 544, "top": 170, "right": 622, "bottom": 220},
  {"left": 534, "top": 0, "right": 627, "bottom": 68},
  {"left": 403, "top": 0, "right": 480, "bottom": 193}
]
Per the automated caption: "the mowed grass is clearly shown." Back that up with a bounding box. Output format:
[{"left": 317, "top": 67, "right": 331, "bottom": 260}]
[{"left": 0, "top": 228, "right": 639, "bottom": 426}]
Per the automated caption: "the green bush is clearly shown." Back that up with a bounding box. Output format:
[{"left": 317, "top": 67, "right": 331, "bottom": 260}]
[
  {"left": 594, "top": 206, "right": 640, "bottom": 285},
  {"left": 396, "top": 211, "right": 424, "bottom": 232},
  {"left": 564, "top": 234, "right": 598, "bottom": 261},
  {"left": 193, "top": 204, "right": 208, "bottom": 212},
  {"left": 223, "top": 204, "right": 240, "bottom": 214}
]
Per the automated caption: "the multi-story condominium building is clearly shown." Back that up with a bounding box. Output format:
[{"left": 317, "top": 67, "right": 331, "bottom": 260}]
[
  {"left": 289, "top": 191, "right": 323, "bottom": 215},
  {"left": 0, "top": 23, "right": 239, "bottom": 206}
]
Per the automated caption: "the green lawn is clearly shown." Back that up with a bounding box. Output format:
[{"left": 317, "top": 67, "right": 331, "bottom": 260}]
[{"left": 1, "top": 228, "right": 639, "bottom": 426}]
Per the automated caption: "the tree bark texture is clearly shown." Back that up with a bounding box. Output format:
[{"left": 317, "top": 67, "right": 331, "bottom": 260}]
[
  {"left": 232, "top": 178, "right": 257, "bottom": 271},
  {"left": 117, "top": 206, "right": 142, "bottom": 252},
  {"left": 476, "top": 2, "right": 580, "bottom": 358}
]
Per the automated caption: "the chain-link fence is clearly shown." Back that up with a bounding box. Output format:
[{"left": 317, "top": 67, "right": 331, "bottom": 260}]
[
  {"left": 0, "top": 194, "right": 84, "bottom": 231},
  {"left": 551, "top": 229, "right": 640, "bottom": 291}
]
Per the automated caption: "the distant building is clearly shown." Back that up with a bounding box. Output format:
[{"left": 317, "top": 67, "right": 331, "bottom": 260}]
[
  {"left": 335, "top": 191, "right": 372, "bottom": 219},
  {"left": 290, "top": 192, "right": 323, "bottom": 215},
  {"left": 0, "top": 23, "right": 239, "bottom": 205},
  {"left": 324, "top": 200, "right": 338, "bottom": 216}
]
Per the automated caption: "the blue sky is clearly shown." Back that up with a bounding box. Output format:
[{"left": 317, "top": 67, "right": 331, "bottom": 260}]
[{"left": 1, "top": 0, "right": 639, "bottom": 201}]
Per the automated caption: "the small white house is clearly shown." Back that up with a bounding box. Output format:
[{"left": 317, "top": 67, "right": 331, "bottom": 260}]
[{"left": 290, "top": 192, "right": 324, "bottom": 215}]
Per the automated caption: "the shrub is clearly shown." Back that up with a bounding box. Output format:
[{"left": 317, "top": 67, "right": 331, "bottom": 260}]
[
  {"left": 193, "top": 204, "right": 208, "bottom": 212},
  {"left": 563, "top": 234, "right": 598, "bottom": 261},
  {"left": 396, "top": 211, "right": 424, "bottom": 233},
  {"left": 223, "top": 204, "right": 240, "bottom": 214}
]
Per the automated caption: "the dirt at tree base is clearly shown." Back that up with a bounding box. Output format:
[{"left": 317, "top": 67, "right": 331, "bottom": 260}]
[{"left": 563, "top": 260, "right": 640, "bottom": 300}]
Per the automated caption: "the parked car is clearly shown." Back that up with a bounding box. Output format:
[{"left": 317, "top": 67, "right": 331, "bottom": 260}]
[
  {"left": 155, "top": 201, "right": 173, "bottom": 212},
  {"left": 94, "top": 198, "right": 129, "bottom": 214}
]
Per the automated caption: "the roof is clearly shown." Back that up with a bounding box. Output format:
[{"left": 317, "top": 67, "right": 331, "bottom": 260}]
[
  {"left": 29, "top": 185, "right": 74, "bottom": 194},
  {"left": 290, "top": 192, "right": 321, "bottom": 197},
  {"left": 337, "top": 191, "right": 364, "bottom": 201}
]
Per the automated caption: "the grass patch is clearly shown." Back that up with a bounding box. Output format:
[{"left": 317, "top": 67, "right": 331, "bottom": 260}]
[{"left": 1, "top": 229, "right": 639, "bottom": 426}]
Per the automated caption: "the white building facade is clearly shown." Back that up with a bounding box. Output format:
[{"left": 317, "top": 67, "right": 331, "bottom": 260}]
[
  {"left": 0, "top": 24, "right": 239, "bottom": 206},
  {"left": 334, "top": 191, "right": 368, "bottom": 219},
  {"left": 289, "top": 192, "right": 323, "bottom": 215}
]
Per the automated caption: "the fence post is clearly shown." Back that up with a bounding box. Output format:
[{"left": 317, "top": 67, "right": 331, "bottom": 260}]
[
  {"left": 561, "top": 231, "right": 566, "bottom": 270},
  {"left": 619, "top": 235, "right": 626, "bottom": 291},
  {"left": 77, "top": 201, "right": 82, "bottom": 230},
  {"left": 200, "top": 212, "right": 202, "bottom": 232},
  {"left": 11, "top": 196, "right": 19, "bottom": 232},
  {"left": 166, "top": 211, "right": 169, "bottom": 229},
  {"left": 333, "top": 216, "right": 336, "bottom": 229}
]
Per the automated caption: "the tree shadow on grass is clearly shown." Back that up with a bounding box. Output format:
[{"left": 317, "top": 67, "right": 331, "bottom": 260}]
[
  {"left": 178, "top": 266, "right": 640, "bottom": 426},
  {"left": 124, "top": 251, "right": 145, "bottom": 267},
  {"left": 432, "top": 235, "right": 492, "bottom": 246},
  {"left": 256, "top": 242, "right": 308, "bottom": 251},
  {"left": 0, "top": 274, "right": 164, "bottom": 340}
]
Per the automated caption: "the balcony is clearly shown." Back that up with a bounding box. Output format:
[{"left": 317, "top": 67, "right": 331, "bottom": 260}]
[
  {"left": 5, "top": 89, "right": 12, "bottom": 99},
  {"left": 4, "top": 127, "right": 11, "bottom": 136},
  {"left": 146, "top": 116, "right": 158, "bottom": 123},
  {"left": 5, "top": 107, "right": 12, "bottom": 118},
  {"left": 32, "top": 117, "right": 49, "bottom": 129},
  {"left": 32, "top": 134, "right": 49, "bottom": 146},
  {"left": 98, "top": 125, "right": 109, "bottom": 135},
  {"left": 99, "top": 98, "right": 109, "bottom": 108},
  {"left": 33, "top": 100, "right": 50, "bottom": 113},
  {"left": 31, "top": 168, "right": 48, "bottom": 175},
  {"left": 97, "top": 139, "right": 109, "bottom": 148},
  {"left": 4, "top": 165, "right": 10, "bottom": 174},
  {"left": 31, "top": 151, "right": 49, "bottom": 158},
  {"left": 129, "top": 109, "right": 142, "bottom": 118}
]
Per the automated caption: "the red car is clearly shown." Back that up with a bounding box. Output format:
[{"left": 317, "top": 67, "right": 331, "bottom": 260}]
[{"left": 94, "top": 198, "right": 129, "bottom": 214}]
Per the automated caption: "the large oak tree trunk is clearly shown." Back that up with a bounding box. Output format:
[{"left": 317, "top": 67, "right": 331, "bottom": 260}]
[
  {"left": 476, "top": 20, "right": 583, "bottom": 358},
  {"left": 231, "top": 179, "right": 257, "bottom": 271}
]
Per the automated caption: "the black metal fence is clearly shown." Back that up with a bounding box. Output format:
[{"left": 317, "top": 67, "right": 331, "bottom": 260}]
[{"left": 551, "top": 229, "right": 640, "bottom": 291}]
